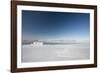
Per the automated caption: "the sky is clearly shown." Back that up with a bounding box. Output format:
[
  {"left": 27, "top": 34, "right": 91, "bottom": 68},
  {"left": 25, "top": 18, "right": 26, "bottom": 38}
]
[{"left": 22, "top": 10, "right": 90, "bottom": 41}]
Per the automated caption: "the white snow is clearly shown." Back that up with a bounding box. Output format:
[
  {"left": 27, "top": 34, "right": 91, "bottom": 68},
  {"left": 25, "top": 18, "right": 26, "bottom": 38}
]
[{"left": 22, "top": 43, "right": 90, "bottom": 62}]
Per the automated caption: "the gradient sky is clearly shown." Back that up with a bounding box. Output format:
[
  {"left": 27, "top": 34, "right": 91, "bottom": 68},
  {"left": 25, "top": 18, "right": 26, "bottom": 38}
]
[{"left": 22, "top": 10, "right": 90, "bottom": 41}]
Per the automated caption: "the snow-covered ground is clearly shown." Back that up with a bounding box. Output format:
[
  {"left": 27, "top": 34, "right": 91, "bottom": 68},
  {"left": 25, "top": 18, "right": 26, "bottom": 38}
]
[{"left": 22, "top": 43, "right": 90, "bottom": 62}]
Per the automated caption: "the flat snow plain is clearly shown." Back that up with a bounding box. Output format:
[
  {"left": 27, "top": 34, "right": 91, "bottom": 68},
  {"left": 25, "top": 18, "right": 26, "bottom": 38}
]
[{"left": 22, "top": 43, "right": 90, "bottom": 62}]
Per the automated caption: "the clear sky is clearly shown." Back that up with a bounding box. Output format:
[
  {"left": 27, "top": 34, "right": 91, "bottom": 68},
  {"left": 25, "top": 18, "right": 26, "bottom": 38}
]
[{"left": 22, "top": 10, "right": 90, "bottom": 41}]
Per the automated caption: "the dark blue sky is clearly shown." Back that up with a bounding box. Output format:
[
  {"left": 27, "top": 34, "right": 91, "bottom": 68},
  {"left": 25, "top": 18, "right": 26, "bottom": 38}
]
[{"left": 22, "top": 10, "right": 90, "bottom": 41}]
